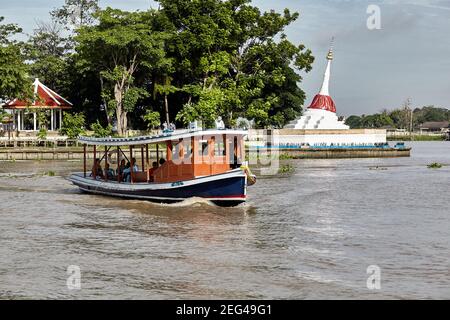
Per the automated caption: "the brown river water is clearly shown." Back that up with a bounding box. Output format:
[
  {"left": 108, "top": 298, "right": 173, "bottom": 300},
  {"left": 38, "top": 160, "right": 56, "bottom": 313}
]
[{"left": 0, "top": 142, "right": 449, "bottom": 299}]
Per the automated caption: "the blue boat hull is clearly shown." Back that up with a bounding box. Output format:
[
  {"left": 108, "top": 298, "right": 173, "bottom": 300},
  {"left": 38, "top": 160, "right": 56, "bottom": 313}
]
[{"left": 69, "top": 170, "right": 247, "bottom": 207}]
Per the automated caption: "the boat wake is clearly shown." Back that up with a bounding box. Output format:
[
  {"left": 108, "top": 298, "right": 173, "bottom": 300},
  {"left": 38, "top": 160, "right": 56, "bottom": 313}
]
[{"left": 151, "top": 197, "right": 218, "bottom": 207}]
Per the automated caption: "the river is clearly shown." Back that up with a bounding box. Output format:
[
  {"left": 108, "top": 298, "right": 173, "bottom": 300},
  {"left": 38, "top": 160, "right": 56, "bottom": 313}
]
[{"left": 0, "top": 141, "right": 449, "bottom": 299}]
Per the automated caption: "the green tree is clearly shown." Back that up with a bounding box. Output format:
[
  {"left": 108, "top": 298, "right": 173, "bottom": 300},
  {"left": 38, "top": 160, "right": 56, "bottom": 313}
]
[
  {"left": 176, "top": 86, "right": 225, "bottom": 127},
  {"left": 360, "top": 113, "right": 394, "bottom": 128},
  {"left": 37, "top": 110, "right": 49, "bottom": 129},
  {"left": 143, "top": 110, "right": 161, "bottom": 130},
  {"left": 389, "top": 108, "right": 408, "bottom": 129},
  {"left": 26, "top": 21, "right": 72, "bottom": 92},
  {"left": 239, "top": 34, "right": 313, "bottom": 128},
  {"left": 60, "top": 112, "right": 86, "bottom": 138},
  {"left": 36, "top": 110, "right": 49, "bottom": 140},
  {"left": 158, "top": 0, "right": 313, "bottom": 128},
  {"left": 414, "top": 106, "right": 450, "bottom": 123},
  {"left": 51, "top": 0, "right": 100, "bottom": 29},
  {"left": 76, "top": 8, "right": 170, "bottom": 136},
  {"left": 0, "top": 17, "right": 31, "bottom": 101},
  {"left": 91, "top": 120, "right": 113, "bottom": 137},
  {"left": 345, "top": 115, "right": 362, "bottom": 129},
  {"left": 37, "top": 128, "right": 48, "bottom": 140}
]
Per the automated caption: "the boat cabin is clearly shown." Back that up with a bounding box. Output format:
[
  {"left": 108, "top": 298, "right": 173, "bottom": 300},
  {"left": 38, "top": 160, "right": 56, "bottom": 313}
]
[{"left": 79, "top": 130, "right": 246, "bottom": 184}]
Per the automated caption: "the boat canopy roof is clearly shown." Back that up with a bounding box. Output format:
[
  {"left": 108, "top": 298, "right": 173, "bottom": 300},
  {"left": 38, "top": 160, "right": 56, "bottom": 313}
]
[{"left": 78, "top": 129, "right": 248, "bottom": 146}]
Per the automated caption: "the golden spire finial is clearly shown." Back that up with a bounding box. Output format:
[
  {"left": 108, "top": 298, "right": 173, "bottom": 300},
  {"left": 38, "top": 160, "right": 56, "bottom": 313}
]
[{"left": 327, "top": 37, "right": 334, "bottom": 60}]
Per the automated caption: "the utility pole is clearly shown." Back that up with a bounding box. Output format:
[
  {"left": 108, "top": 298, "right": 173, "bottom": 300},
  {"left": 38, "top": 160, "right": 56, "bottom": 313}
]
[
  {"left": 403, "top": 98, "right": 413, "bottom": 141},
  {"left": 409, "top": 107, "right": 414, "bottom": 140}
]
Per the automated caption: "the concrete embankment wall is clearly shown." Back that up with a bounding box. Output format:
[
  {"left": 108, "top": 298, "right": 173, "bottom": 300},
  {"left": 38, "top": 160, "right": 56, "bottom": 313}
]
[
  {"left": 0, "top": 149, "right": 166, "bottom": 161},
  {"left": 279, "top": 148, "right": 410, "bottom": 159},
  {"left": 0, "top": 150, "right": 87, "bottom": 161}
]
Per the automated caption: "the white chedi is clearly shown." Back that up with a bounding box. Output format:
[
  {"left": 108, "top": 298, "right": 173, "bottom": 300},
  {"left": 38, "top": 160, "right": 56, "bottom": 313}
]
[{"left": 284, "top": 44, "right": 349, "bottom": 130}]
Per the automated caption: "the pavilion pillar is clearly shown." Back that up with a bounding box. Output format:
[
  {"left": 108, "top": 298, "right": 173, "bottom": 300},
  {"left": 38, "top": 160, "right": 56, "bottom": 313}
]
[
  {"left": 59, "top": 109, "right": 63, "bottom": 129},
  {"left": 17, "top": 110, "right": 21, "bottom": 131},
  {"left": 21, "top": 110, "right": 24, "bottom": 131},
  {"left": 51, "top": 109, "right": 54, "bottom": 131},
  {"left": 33, "top": 113, "right": 37, "bottom": 131},
  {"left": 12, "top": 110, "right": 16, "bottom": 131}
]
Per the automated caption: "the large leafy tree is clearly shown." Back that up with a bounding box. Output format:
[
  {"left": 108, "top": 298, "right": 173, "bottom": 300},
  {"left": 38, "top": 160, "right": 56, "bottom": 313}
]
[
  {"left": 0, "top": 17, "right": 31, "bottom": 102},
  {"left": 345, "top": 115, "right": 362, "bottom": 129},
  {"left": 414, "top": 106, "right": 450, "bottom": 123},
  {"left": 360, "top": 113, "right": 394, "bottom": 128},
  {"left": 159, "top": 0, "right": 314, "bottom": 128},
  {"left": 51, "top": 0, "right": 100, "bottom": 29},
  {"left": 22, "top": 0, "right": 104, "bottom": 127},
  {"left": 26, "top": 21, "right": 72, "bottom": 92},
  {"left": 75, "top": 8, "right": 171, "bottom": 135}
]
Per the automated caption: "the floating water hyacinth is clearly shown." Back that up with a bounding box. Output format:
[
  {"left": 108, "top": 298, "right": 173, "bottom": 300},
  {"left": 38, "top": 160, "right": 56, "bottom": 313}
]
[
  {"left": 278, "top": 164, "right": 295, "bottom": 175},
  {"left": 427, "top": 162, "right": 443, "bottom": 169}
]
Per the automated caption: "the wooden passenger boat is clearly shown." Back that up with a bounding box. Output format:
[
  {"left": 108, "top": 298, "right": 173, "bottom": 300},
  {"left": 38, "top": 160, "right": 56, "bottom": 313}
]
[{"left": 68, "top": 130, "right": 255, "bottom": 207}]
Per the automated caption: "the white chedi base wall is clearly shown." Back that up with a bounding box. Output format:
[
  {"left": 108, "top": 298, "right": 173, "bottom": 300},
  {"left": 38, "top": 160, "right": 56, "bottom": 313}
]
[
  {"left": 248, "top": 129, "right": 387, "bottom": 147},
  {"left": 285, "top": 109, "right": 349, "bottom": 130},
  {"left": 277, "top": 131, "right": 386, "bottom": 146}
]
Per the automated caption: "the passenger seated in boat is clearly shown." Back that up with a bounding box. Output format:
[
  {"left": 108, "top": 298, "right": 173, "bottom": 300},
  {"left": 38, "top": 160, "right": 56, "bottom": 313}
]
[
  {"left": 90, "top": 158, "right": 104, "bottom": 179},
  {"left": 119, "top": 161, "right": 130, "bottom": 181},
  {"left": 159, "top": 158, "right": 166, "bottom": 166},
  {"left": 104, "top": 163, "right": 115, "bottom": 180},
  {"left": 116, "top": 159, "right": 126, "bottom": 180},
  {"left": 147, "top": 161, "right": 158, "bottom": 182},
  {"left": 123, "top": 158, "right": 139, "bottom": 182}
]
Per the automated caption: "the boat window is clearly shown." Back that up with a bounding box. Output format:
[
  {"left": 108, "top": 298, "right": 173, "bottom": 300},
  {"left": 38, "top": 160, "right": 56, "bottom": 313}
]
[
  {"left": 215, "top": 141, "right": 225, "bottom": 156},
  {"left": 184, "top": 140, "right": 192, "bottom": 159},
  {"left": 199, "top": 140, "right": 208, "bottom": 156},
  {"left": 172, "top": 141, "right": 182, "bottom": 161}
]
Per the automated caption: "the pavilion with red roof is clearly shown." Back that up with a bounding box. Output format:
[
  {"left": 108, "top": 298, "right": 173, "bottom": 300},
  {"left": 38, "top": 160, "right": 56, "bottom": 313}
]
[{"left": 2, "top": 78, "right": 72, "bottom": 132}]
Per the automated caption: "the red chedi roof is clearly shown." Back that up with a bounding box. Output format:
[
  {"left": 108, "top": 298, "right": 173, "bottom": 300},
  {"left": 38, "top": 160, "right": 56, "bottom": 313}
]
[
  {"left": 3, "top": 79, "right": 72, "bottom": 109},
  {"left": 308, "top": 94, "right": 336, "bottom": 113}
]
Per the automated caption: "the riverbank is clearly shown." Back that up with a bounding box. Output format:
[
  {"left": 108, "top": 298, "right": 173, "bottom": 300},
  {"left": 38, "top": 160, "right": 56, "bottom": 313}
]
[
  {"left": 1, "top": 145, "right": 412, "bottom": 161},
  {"left": 387, "top": 135, "right": 446, "bottom": 141},
  {"left": 275, "top": 147, "right": 411, "bottom": 159},
  {"left": 0, "top": 146, "right": 161, "bottom": 161}
]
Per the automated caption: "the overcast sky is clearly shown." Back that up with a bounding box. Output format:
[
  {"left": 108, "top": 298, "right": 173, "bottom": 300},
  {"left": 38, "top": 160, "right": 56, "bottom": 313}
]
[{"left": 1, "top": 0, "right": 449, "bottom": 116}]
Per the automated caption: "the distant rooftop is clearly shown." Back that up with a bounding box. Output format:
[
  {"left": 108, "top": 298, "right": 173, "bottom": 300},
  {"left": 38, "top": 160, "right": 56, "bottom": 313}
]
[{"left": 419, "top": 121, "right": 450, "bottom": 129}]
